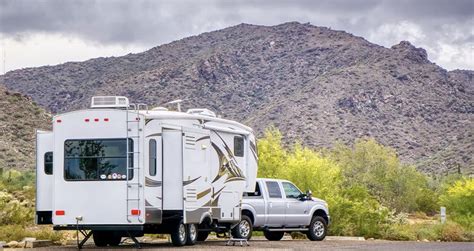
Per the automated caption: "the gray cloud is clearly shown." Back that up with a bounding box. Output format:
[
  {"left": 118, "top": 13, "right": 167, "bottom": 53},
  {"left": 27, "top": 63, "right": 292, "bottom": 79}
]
[{"left": 0, "top": 0, "right": 473, "bottom": 69}]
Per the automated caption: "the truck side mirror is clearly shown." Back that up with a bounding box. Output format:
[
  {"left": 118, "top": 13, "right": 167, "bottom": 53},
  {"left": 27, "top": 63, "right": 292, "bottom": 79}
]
[{"left": 306, "top": 190, "right": 312, "bottom": 200}]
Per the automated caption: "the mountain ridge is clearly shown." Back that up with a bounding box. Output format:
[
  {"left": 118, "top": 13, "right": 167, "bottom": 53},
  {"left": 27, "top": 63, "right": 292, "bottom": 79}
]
[{"left": 1, "top": 22, "right": 472, "bottom": 174}]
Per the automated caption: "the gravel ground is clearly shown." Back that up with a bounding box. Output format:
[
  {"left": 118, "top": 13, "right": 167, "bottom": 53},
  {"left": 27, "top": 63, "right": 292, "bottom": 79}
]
[{"left": 7, "top": 238, "right": 473, "bottom": 251}]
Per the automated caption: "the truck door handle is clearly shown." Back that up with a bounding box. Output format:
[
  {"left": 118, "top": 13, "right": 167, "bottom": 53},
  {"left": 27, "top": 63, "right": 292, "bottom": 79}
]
[
  {"left": 286, "top": 203, "right": 289, "bottom": 208},
  {"left": 269, "top": 202, "right": 272, "bottom": 208}
]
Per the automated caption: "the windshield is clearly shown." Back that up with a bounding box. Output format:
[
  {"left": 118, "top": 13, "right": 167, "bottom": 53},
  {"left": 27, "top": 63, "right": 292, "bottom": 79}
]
[{"left": 64, "top": 139, "right": 133, "bottom": 181}]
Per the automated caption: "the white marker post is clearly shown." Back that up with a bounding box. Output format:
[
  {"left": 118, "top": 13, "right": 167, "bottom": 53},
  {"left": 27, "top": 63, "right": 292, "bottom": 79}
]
[{"left": 440, "top": 207, "right": 446, "bottom": 224}]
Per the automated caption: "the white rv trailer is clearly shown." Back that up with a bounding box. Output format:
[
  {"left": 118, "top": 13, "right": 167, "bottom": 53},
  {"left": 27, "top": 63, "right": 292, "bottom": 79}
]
[{"left": 35, "top": 96, "right": 258, "bottom": 247}]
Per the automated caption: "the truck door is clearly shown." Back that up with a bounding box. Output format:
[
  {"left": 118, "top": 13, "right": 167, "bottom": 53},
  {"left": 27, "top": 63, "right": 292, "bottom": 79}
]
[
  {"left": 264, "top": 181, "right": 286, "bottom": 227},
  {"left": 282, "top": 181, "right": 308, "bottom": 226}
]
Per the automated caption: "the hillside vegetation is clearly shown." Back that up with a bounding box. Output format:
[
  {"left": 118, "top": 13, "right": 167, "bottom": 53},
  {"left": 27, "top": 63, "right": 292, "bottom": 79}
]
[
  {"left": 1, "top": 22, "right": 472, "bottom": 175},
  {"left": 0, "top": 86, "right": 51, "bottom": 170}
]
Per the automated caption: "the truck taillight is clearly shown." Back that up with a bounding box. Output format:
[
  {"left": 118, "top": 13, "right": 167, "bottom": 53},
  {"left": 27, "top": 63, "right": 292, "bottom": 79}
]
[{"left": 55, "top": 210, "right": 65, "bottom": 216}]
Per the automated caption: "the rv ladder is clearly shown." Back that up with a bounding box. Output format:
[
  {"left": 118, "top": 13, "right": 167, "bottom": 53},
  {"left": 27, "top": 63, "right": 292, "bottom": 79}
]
[{"left": 125, "top": 103, "right": 147, "bottom": 223}]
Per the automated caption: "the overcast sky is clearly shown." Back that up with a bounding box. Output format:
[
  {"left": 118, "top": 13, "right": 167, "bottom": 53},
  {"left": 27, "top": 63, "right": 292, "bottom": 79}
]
[{"left": 0, "top": 0, "right": 473, "bottom": 73}]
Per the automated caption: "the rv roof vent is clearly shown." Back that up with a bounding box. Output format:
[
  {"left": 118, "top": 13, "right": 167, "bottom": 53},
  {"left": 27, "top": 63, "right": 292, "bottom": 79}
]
[
  {"left": 186, "top": 108, "right": 216, "bottom": 117},
  {"left": 151, "top": 106, "right": 169, "bottom": 111},
  {"left": 91, "top": 96, "right": 129, "bottom": 108}
]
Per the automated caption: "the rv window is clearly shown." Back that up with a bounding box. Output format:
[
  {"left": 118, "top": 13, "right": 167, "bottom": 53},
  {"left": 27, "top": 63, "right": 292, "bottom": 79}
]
[
  {"left": 266, "top": 181, "right": 282, "bottom": 198},
  {"left": 244, "top": 182, "right": 261, "bottom": 197},
  {"left": 64, "top": 139, "right": 133, "bottom": 181},
  {"left": 234, "top": 136, "right": 244, "bottom": 157},
  {"left": 44, "top": 152, "right": 53, "bottom": 175},
  {"left": 149, "top": 139, "right": 157, "bottom": 176}
]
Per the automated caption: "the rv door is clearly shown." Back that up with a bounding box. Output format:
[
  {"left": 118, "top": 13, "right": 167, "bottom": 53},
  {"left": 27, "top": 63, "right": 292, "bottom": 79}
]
[{"left": 36, "top": 130, "right": 53, "bottom": 224}]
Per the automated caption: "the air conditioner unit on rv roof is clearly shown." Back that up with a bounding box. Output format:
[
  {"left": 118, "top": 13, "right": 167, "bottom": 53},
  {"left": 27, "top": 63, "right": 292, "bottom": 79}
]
[
  {"left": 91, "top": 96, "right": 129, "bottom": 108},
  {"left": 186, "top": 108, "right": 216, "bottom": 117}
]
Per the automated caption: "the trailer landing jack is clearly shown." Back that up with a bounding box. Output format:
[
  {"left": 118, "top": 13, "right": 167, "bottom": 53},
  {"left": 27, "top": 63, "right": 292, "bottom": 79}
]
[{"left": 76, "top": 230, "right": 92, "bottom": 249}]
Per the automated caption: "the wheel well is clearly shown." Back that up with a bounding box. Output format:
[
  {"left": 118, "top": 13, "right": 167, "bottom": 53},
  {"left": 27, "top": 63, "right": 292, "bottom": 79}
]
[
  {"left": 313, "top": 209, "right": 328, "bottom": 224},
  {"left": 241, "top": 209, "right": 254, "bottom": 224}
]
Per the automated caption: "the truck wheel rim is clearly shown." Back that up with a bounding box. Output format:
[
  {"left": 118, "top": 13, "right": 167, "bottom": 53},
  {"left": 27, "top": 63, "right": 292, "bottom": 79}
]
[
  {"left": 239, "top": 220, "right": 250, "bottom": 237},
  {"left": 313, "top": 221, "right": 324, "bottom": 237},
  {"left": 179, "top": 224, "right": 186, "bottom": 242},
  {"left": 189, "top": 224, "right": 197, "bottom": 241}
]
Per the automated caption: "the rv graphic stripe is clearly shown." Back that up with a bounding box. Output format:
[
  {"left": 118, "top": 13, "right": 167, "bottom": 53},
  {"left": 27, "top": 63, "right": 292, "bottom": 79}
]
[
  {"left": 183, "top": 176, "right": 201, "bottom": 186},
  {"left": 145, "top": 177, "right": 162, "bottom": 187},
  {"left": 196, "top": 188, "right": 212, "bottom": 200}
]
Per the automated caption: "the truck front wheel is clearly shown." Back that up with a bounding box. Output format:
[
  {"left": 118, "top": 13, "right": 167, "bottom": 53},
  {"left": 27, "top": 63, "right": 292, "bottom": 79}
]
[
  {"left": 263, "top": 230, "right": 284, "bottom": 241},
  {"left": 306, "top": 216, "right": 327, "bottom": 241},
  {"left": 231, "top": 215, "right": 253, "bottom": 240}
]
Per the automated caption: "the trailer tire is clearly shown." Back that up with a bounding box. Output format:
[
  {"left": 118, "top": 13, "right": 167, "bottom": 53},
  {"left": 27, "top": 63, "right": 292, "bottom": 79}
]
[
  {"left": 107, "top": 233, "right": 122, "bottom": 246},
  {"left": 231, "top": 215, "right": 253, "bottom": 240},
  {"left": 263, "top": 230, "right": 284, "bottom": 241},
  {"left": 92, "top": 231, "right": 109, "bottom": 247},
  {"left": 197, "top": 231, "right": 210, "bottom": 241},
  {"left": 185, "top": 224, "right": 198, "bottom": 245},
  {"left": 171, "top": 220, "right": 187, "bottom": 246},
  {"left": 306, "top": 216, "right": 327, "bottom": 241}
]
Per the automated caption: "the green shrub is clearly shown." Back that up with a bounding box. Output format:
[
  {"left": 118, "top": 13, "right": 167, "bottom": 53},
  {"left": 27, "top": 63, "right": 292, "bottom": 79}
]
[
  {"left": 0, "top": 225, "right": 65, "bottom": 243},
  {"left": 439, "top": 178, "right": 474, "bottom": 231}
]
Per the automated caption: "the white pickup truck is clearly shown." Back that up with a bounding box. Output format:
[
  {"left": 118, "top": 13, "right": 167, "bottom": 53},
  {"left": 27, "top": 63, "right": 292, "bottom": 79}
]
[{"left": 232, "top": 178, "right": 330, "bottom": 241}]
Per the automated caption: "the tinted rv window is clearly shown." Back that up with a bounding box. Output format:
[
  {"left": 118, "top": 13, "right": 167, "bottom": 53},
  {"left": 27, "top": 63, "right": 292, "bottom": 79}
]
[
  {"left": 234, "top": 136, "right": 244, "bottom": 157},
  {"left": 149, "top": 139, "right": 157, "bottom": 176},
  {"left": 64, "top": 139, "right": 133, "bottom": 181},
  {"left": 244, "top": 182, "right": 261, "bottom": 197},
  {"left": 266, "top": 181, "right": 282, "bottom": 198},
  {"left": 44, "top": 152, "right": 53, "bottom": 175}
]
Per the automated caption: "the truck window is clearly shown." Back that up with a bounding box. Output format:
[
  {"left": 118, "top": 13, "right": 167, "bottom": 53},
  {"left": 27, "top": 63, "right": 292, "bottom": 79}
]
[
  {"left": 44, "top": 152, "right": 53, "bottom": 175},
  {"left": 266, "top": 181, "right": 282, "bottom": 198},
  {"left": 149, "top": 139, "right": 157, "bottom": 176},
  {"left": 282, "top": 182, "right": 302, "bottom": 199},
  {"left": 64, "top": 139, "right": 133, "bottom": 181},
  {"left": 244, "top": 182, "right": 261, "bottom": 197},
  {"left": 234, "top": 136, "right": 244, "bottom": 157}
]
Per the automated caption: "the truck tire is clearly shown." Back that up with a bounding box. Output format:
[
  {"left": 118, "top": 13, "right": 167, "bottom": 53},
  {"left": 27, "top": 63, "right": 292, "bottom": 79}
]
[
  {"left": 306, "top": 216, "right": 327, "bottom": 241},
  {"left": 92, "top": 231, "right": 109, "bottom": 247},
  {"left": 231, "top": 215, "right": 253, "bottom": 240},
  {"left": 197, "top": 231, "right": 210, "bottom": 241},
  {"left": 171, "top": 220, "right": 187, "bottom": 246},
  {"left": 185, "top": 224, "right": 198, "bottom": 245},
  {"left": 263, "top": 230, "right": 284, "bottom": 241}
]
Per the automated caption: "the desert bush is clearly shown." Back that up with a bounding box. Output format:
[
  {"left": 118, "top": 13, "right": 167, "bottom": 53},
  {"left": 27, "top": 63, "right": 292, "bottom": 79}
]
[
  {"left": 439, "top": 178, "right": 474, "bottom": 232},
  {"left": 0, "top": 225, "right": 65, "bottom": 243}
]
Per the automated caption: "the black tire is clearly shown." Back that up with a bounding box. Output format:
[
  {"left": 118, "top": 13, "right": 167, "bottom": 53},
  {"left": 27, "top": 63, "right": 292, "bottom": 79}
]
[
  {"left": 306, "top": 216, "right": 327, "bottom": 241},
  {"left": 231, "top": 215, "right": 253, "bottom": 240},
  {"left": 92, "top": 231, "right": 109, "bottom": 247},
  {"left": 171, "top": 219, "right": 187, "bottom": 246},
  {"left": 185, "top": 224, "right": 198, "bottom": 245},
  {"left": 263, "top": 230, "right": 284, "bottom": 241},
  {"left": 197, "top": 231, "right": 210, "bottom": 242},
  {"left": 107, "top": 232, "right": 122, "bottom": 246}
]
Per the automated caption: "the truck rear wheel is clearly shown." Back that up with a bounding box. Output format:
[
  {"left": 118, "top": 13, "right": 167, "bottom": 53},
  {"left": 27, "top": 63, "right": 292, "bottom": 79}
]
[
  {"left": 185, "top": 224, "right": 198, "bottom": 245},
  {"left": 306, "top": 216, "right": 327, "bottom": 241},
  {"left": 197, "top": 231, "right": 210, "bottom": 241},
  {"left": 231, "top": 215, "right": 253, "bottom": 240},
  {"left": 263, "top": 230, "right": 284, "bottom": 241},
  {"left": 171, "top": 220, "right": 187, "bottom": 246}
]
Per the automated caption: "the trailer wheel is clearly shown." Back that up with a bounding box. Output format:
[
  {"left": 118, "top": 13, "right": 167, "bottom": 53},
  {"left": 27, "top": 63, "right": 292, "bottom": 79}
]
[
  {"left": 263, "top": 230, "right": 284, "bottom": 241},
  {"left": 306, "top": 216, "right": 327, "bottom": 241},
  {"left": 185, "top": 224, "right": 198, "bottom": 245},
  {"left": 107, "top": 233, "right": 122, "bottom": 246},
  {"left": 197, "top": 231, "right": 210, "bottom": 241},
  {"left": 171, "top": 220, "right": 187, "bottom": 246},
  {"left": 92, "top": 231, "right": 109, "bottom": 247},
  {"left": 231, "top": 215, "right": 253, "bottom": 240}
]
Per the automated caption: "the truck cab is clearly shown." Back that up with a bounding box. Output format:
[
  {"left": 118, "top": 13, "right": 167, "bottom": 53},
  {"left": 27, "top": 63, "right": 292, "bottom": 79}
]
[{"left": 234, "top": 178, "right": 330, "bottom": 241}]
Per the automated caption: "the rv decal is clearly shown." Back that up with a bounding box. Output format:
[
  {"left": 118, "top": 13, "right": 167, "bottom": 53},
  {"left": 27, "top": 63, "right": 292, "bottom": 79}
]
[
  {"left": 183, "top": 176, "right": 201, "bottom": 186},
  {"left": 196, "top": 188, "right": 212, "bottom": 200},
  {"left": 145, "top": 177, "right": 162, "bottom": 187}
]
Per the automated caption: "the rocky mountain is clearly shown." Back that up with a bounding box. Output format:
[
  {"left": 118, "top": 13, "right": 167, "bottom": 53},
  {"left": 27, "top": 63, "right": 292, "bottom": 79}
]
[
  {"left": 0, "top": 22, "right": 472, "bottom": 174},
  {"left": 0, "top": 85, "right": 51, "bottom": 170}
]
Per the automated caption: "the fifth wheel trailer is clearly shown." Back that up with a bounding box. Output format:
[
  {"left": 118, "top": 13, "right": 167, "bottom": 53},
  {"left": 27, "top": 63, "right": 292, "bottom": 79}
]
[{"left": 35, "top": 96, "right": 258, "bottom": 247}]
